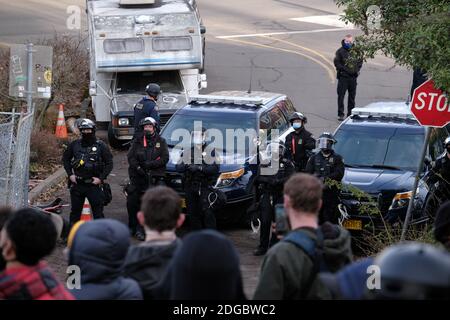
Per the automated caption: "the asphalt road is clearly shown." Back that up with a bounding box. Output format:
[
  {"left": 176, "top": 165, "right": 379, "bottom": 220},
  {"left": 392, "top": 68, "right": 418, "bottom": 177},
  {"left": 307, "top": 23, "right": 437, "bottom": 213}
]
[{"left": 2, "top": 0, "right": 412, "bottom": 298}]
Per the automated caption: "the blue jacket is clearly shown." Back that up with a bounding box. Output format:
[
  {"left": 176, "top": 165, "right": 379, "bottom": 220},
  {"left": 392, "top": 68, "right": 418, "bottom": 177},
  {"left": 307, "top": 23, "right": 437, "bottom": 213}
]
[
  {"left": 68, "top": 219, "right": 143, "bottom": 300},
  {"left": 134, "top": 97, "right": 160, "bottom": 134}
]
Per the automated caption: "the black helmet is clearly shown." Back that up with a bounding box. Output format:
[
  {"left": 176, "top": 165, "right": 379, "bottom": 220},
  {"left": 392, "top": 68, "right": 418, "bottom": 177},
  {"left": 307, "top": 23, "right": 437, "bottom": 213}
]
[
  {"left": 77, "top": 118, "right": 96, "bottom": 131},
  {"left": 139, "top": 117, "right": 157, "bottom": 128},
  {"left": 145, "top": 83, "right": 161, "bottom": 97},
  {"left": 289, "top": 112, "right": 307, "bottom": 124},
  {"left": 318, "top": 132, "right": 336, "bottom": 151},
  {"left": 368, "top": 242, "right": 450, "bottom": 300}
]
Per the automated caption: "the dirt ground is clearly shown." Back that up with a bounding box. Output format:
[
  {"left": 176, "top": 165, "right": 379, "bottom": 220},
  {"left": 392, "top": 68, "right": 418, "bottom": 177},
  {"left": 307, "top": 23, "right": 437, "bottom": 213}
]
[{"left": 42, "top": 140, "right": 263, "bottom": 299}]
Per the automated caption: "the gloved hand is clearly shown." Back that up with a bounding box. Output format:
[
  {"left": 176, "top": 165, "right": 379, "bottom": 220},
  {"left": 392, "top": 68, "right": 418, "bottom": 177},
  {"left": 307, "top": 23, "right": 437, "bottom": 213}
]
[{"left": 136, "top": 166, "right": 146, "bottom": 176}]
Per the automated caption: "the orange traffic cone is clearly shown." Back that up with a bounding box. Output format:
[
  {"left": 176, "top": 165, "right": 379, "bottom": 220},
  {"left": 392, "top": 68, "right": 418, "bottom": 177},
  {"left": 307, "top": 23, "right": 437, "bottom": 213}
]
[
  {"left": 80, "top": 198, "right": 93, "bottom": 221},
  {"left": 55, "top": 104, "right": 68, "bottom": 139}
]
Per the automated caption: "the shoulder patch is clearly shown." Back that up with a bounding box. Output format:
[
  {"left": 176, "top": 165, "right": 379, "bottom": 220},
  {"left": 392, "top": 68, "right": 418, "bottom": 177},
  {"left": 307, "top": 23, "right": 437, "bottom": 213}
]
[{"left": 135, "top": 103, "right": 143, "bottom": 110}]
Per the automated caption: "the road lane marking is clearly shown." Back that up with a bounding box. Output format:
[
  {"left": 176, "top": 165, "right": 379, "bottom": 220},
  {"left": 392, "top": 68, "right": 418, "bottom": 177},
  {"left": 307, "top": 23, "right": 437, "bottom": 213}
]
[
  {"left": 290, "top": 15, "right": 355, "bottom": 29},
  {"left": 259, "top": 35, "right": 336, "bottom": 78},
  {"left": 221, "top": 37, "right": 336, "bottom": 84},
  {"left": 216, "top": 27, "right": 355, "bottom": 39}
]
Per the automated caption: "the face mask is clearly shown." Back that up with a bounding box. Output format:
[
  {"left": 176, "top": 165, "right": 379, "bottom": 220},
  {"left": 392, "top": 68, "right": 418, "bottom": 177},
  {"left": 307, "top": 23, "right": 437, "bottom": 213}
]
[
  {"left": 292, "top": 123, "right": 302, "bottom": 130},
  {"left": 343, "top": 42, "right": 352, "bottom": 49},
  {"left": 81, "top": 132, "right": 95, "bottom": 142}
]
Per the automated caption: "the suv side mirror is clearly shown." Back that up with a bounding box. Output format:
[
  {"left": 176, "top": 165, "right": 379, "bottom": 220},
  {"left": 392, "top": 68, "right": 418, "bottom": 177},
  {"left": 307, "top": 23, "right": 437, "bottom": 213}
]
[{"left": 200, "top": 25, "right": 206, "bottom": 34}]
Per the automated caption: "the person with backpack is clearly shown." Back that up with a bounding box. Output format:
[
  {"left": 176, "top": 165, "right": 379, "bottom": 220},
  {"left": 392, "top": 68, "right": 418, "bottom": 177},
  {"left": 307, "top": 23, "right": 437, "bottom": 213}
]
[{"left": 253, "top": 173, "right": 352, "bottom": 300}]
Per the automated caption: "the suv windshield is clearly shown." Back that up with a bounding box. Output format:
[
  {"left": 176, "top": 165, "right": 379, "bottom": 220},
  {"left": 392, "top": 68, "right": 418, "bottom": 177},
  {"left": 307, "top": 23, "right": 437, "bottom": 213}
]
[
  {"left": 334, "top": 126, "right": 425, "bottom": 171},
  {"left": 116, "top": 71, "right": 183, "bottom": 94},
  {"left": 161, "top": 112, "right": 257, "bottom": 156}
]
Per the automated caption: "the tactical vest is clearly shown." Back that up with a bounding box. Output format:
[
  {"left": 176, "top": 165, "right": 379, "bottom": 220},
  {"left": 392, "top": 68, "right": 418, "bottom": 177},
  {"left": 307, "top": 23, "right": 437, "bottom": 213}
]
[
  {"left": 314, "top": 154, "right": 334, "bottom": 178},
  {"left": 71, "top": 140, "right": 104, "bottom": 179}
]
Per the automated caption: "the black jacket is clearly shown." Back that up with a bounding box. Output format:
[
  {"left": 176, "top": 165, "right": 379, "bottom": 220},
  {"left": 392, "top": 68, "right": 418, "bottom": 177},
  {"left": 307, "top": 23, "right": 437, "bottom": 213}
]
[
  {"left": 123, "top": 238, "right": 182, "bottom": 300},
  {"left": 128, "top": 132, "right": 169, "bottom": 185},
  {"left": 62, "top": 138, "right": 113, "bottom": 181},
  {"left": 429, "top": 153, "right": 450, "bottom": 185},
  {"left": 333, "top": 40, "right": 363, "bottom": 79},
  {"left": 284, "top": 128, "right": 315, "bottom": 171},
  {"left": 305, "top": 150, "right": 345, "bottom": 183},
  {"left": 133, "top": 97, "right": 160, "bottom": 134},
  {"left": 176, "top": 145, "right": 219, "bottom": 189},
  {"left": 156, "top": 230, "right": 246, "bottom": 300}
]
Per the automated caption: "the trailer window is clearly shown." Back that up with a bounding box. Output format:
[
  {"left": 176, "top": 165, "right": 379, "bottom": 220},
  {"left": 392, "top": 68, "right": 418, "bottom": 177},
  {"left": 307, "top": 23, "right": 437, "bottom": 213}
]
[
  {"left": 104, "top": 38, "right": 144, "bottom": 54},
  {"left": 153, "top": 37, "right": 192, "bottom": 51},
  {"left": 116, "top": 70, "right": 183, "bottom": 94}
]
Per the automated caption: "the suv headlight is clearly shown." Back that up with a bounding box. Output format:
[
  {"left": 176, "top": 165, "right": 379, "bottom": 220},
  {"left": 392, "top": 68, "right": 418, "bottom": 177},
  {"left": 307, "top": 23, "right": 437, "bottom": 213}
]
[
  {"left": 215, "top": 168, "right": 244, "bottom": 188},
  {"left": 389, "top": 189, "right": 419, "bottom": 210},
  {"left": 118, "top": 118, "right": 129, "bottom": 126}
]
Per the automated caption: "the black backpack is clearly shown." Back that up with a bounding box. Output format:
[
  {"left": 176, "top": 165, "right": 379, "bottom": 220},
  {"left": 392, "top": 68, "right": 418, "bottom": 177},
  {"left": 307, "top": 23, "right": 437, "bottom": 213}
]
[{"left": 282, "top": 228, "right": 333, "bottom": 299}]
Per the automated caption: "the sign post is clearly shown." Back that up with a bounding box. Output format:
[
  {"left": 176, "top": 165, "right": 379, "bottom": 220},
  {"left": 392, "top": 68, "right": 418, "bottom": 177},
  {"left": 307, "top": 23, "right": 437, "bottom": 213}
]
[{"left": 401, "top": 79, "right": 450, "bottom": 240}]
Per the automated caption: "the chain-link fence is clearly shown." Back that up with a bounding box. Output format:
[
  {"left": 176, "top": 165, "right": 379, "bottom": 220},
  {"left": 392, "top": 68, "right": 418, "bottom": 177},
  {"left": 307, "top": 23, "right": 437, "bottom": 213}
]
[{"left": 0, "top": 109, "right": 34, "bottom": 208}]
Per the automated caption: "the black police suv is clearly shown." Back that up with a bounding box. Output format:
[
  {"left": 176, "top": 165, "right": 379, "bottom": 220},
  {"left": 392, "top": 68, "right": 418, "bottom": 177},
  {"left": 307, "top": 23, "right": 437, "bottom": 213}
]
[
  {"left": 333, "top": 101, "right": 450, "bottom": 236},
  {"left": 160, "top": 91, "right": 297, "bottom": 223}
]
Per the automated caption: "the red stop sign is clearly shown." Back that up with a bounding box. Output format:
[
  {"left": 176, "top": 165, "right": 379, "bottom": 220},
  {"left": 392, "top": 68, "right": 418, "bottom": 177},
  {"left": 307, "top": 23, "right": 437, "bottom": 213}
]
[{"left": 410, "top": 79, "right": 450, "bottom": 127}]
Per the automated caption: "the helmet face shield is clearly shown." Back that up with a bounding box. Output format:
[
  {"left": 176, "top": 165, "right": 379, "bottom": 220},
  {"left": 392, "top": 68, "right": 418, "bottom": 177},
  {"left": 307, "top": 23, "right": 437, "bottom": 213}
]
[{"left": 318, "top": 137, "right": 333, "bottom": 150}]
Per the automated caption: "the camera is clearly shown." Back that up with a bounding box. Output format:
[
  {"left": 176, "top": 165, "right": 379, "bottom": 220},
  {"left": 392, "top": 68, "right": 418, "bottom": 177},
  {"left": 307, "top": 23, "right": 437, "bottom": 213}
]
[{"left": 274, "top": 204, "right": 289, "bottom": 235}]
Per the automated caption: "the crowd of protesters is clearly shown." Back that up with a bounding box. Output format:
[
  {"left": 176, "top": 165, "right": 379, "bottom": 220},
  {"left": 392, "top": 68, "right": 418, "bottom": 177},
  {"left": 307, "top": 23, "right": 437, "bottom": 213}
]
[{"left": 1, "top": 173, "right": 449, "bottom": 300}]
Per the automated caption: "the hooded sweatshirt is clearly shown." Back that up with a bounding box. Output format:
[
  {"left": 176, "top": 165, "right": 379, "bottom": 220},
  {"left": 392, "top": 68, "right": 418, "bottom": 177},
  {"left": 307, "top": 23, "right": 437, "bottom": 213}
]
[
  {"left": 68, "top": 219, "right": 142, "bottom": 300},
  {"left": 253, "top": 225, "right": 352, "bottom": 300},
  {"left": 123, "top": 237, "right": 181, "bottom": 299},
  {"left": 158, "top": 230, "right": 246, "bottom": 300}
]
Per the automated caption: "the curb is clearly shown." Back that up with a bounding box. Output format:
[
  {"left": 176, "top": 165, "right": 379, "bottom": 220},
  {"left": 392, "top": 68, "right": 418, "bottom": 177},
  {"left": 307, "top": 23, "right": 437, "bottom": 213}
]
[{"left": 29, "top": 167, "right": 67, "bottom": 204}]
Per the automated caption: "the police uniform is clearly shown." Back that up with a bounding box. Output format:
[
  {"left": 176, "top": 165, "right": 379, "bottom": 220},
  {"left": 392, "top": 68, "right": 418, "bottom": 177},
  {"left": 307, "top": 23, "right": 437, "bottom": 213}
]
[
  {"left": 63, "top": 137, "right": 113, "bottom": 227},
  {"left": 134, "top": 97, "right": 160, "bottom": 136},
  {"left": 305, "top": 150, "right": 345, "bottom": 224},
  {"left": 126, "top": 130, "right": 169, "bottom": 235},
  {"left": 253, "top": 156, "right": 295, "bottom": 255},
  {"left": 426, "top": 153, "right": 450, "bottom": 210},
  {"left": 176, "top": 145, "right": 219, "bottom": 230},
  {"left": 284, "top": 128, "right": 315, "bottom": 172}
]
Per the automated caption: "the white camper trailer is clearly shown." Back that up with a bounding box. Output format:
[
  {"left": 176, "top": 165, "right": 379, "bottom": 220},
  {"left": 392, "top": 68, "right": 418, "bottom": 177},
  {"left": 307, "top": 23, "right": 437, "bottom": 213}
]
[{"left": 86, "top": 0, "right": 206, "bottom": 147}]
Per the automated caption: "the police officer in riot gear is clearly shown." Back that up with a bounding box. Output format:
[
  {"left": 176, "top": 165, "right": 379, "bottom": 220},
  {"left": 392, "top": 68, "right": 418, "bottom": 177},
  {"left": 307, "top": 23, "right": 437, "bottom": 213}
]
[
  {"left": 284, "top": 112, "right": 315, "bottom": 172},
  {"left": 367, "top": 242, "right": 450, "bottom": 300},
  {"left": 253, "top": 142, "right": 295, "bottom": 256},
  {"left": 133, "top": 83, "right": 161, "bottom": 138},
  {"left": 176, "top": 128, "right": 219, "bottom": 230},
  {"left": 305, "top": 133, "right": 345, "bottom": 224},
  {"left": 63, "top": 119, "right": 113, "bottom": 227},
  {"left": 126, "top": 117, "right": 169, "bottom": 240},
  {"left": 425, "top": 136, "right": 450, "bottom": 214}
]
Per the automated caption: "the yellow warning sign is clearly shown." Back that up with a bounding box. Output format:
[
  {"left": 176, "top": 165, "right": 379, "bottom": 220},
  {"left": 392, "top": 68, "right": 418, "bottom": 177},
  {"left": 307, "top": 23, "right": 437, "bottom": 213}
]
[{"left": 44, "top": 70, "right": 52, "bottom": 84}]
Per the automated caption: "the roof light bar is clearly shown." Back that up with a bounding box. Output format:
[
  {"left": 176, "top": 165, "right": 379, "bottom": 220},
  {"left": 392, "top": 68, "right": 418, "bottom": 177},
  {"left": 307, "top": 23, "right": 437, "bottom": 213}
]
[
  {"left": 351, "top": 110, "right": 416, "bottom": 120},
  {"left": 189, "top": 94, "right": 264, "bottom": 106}
]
